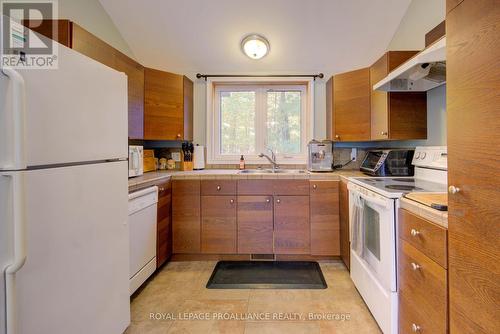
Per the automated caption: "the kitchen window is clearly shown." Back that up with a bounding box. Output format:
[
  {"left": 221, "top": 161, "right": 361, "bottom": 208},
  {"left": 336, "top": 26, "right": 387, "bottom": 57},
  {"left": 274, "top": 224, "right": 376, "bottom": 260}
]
[{"left": 207, "top": 79, "right": 313, "bottom": 164}]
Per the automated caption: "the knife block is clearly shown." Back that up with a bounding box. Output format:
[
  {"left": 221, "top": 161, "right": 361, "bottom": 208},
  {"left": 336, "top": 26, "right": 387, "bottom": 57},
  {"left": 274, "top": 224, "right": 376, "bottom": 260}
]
[{"left": 181, "top": 161, "right": 193, "bottom": 171}]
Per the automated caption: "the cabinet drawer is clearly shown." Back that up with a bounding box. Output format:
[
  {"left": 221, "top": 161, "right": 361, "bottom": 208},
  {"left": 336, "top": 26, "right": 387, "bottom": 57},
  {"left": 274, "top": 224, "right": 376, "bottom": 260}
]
[
  {"left": 273, "top": 180, "right": 309, "bottom": 195},
  {"left": 201, "top": 180, "right": 236, "bottom": 195},
  {"left": 398, "top": 240, "right": 447, "bottom": 334},
  {"left": 237, "top": 180, "right": 273, "bottom": 195},
  {"left": 399, "top": 209, "right": 447, "bottom": 268}
]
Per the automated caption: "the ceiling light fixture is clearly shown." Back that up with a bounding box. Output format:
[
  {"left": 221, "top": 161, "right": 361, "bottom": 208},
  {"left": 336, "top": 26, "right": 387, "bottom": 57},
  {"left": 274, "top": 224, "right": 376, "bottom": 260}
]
[{"left": 241, "top": 34, "right": 270, "bottom": 60}]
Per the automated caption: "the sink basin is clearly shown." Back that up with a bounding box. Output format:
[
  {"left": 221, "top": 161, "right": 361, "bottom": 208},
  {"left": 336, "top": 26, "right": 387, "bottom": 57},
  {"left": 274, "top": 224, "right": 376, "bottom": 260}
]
[{"left": 238, "top": 169, "right": 307, "bottom": 174}]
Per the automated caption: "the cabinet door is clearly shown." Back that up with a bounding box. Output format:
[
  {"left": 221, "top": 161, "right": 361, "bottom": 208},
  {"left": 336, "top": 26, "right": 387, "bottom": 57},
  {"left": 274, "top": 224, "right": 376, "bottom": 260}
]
[
  {"left": 183, "top": 76, "right": 194, "bottom": 141},
  {"left": 237, "top": 196, "right": 274, "bottom": 254},
  {"left": 274, "top": 196, "right": 310, "bottom": 254},
  {"left": 370, "top": 53, "right": 390, "bottom": 140},
  {"left": 71, "top": 23, "right": 116, "bottom": 68},
  {"left": 370, "top": 51, "right": 424, "bottom": 141},
  {"left": 339, "top": 179, "right": 350, "bottom": 269},
  {"left": 72, "top": 23, "right": 145, "bottom": 139},
  {"left": 114, "top": 53, "right": 144, "bottom": 139},
  {"left": 156, "top": 180, "right": 171, "bottom": 268},
  {"left": 22, "top": 19, "right": 72, "bottom": 47},
  {"left": 172, "top": 180, "right": 200, "bottom": 253},
  {"left": 201, "top": 196, "right": 237, "bottom": 254},
  {"left": 333, "top": 68, "right": 371, "bottom": 141},
  {"left": 447, "top": 1, "right": 500, "bottom": 333},
  {"left": 310, "top": 181, "right": 340, "bottom": 256},
  {"left": 144, "top": 68, "right": 184, "bottom": 140}
]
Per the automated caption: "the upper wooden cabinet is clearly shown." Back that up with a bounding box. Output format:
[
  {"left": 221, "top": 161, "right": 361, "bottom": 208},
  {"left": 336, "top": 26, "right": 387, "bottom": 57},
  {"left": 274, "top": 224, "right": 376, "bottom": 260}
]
[
  {"left": 327, "top": 51, "right": 429, "bottom": 142},
  {"left": 326, "top": 68, "right": 371, "bottom": 141},
  {"left": 370, "top": 51, "right": 427, "bottom": 141},
  {"left": 144, "top": 68, "right": 193, "bottom": 140},
  {"left": 24, "top": 20, "right": 145, "bottom": 139}
]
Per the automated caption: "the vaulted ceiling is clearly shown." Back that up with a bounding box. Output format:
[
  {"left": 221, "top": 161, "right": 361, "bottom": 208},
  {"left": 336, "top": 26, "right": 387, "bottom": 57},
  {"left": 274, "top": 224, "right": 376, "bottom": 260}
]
[{"left": 99, "top": 0, "right": 412, "bottom": 75}]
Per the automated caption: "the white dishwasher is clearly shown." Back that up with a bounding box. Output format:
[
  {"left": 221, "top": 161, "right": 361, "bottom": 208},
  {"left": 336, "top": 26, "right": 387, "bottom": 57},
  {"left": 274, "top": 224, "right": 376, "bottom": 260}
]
[{"left": 128, "top": 186, "right": 158, "bottom": 295}]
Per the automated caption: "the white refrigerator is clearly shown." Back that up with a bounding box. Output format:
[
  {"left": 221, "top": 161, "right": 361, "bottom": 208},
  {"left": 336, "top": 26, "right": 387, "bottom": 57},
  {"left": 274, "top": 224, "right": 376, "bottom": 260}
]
[{"left": 0, "top": 25, "right": 130, "bottom": 334}]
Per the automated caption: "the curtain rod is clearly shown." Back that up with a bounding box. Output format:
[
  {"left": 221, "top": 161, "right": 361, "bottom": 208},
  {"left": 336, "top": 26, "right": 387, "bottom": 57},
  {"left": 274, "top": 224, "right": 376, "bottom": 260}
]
[{"left": 196, "top": 73, "right": 324, "bottom": 81}]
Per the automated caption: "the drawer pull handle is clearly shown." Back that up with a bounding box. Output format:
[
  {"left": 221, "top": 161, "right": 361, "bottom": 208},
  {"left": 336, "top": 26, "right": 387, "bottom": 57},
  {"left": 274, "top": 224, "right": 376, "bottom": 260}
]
[
  {"left": 230, "top": 199, "right": 234, "bottom": 204},
  {"left": 159, "top": 187, "right": 165, "bottom": 192},
  {"left": 312, "top": 184, "right": 317, "bottom": 189},
  {"left": 411, "top": 323, "right": 421, "bottom": 332},
  {"left": 266, "top": 198, "right": 270, "bottom": 203},
  {"left": 216, "top": 185, "right": 221, "bottom": 191},
  {"left": 410, "top": 229, "right": 420, "bottom": 237},
  {"left": 411, "top": 262, "right": 421, "bottom": 271},
  {"left": 276, "top": 199, "right": 281, "bottom": 204}
]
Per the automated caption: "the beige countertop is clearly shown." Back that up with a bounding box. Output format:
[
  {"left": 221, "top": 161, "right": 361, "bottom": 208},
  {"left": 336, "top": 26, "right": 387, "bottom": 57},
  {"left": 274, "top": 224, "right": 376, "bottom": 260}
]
[
  {"left": 400, "top": 196, "right": 448, "bottom": 229},
  {"left": 128, "top": 169, "right": 364, "bottom": 191}
]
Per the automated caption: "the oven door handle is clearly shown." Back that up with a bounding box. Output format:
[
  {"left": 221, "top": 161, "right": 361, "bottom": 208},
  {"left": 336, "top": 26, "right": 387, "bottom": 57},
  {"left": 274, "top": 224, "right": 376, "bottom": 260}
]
[{"left": 356, "top": 191, "right": 389, "bottom": 208}]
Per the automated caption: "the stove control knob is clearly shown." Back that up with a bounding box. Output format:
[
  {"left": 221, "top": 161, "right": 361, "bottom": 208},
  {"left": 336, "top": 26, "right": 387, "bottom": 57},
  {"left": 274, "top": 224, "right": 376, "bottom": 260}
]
[
  {"left": 421, "top": 152, "right": 427, "bottom": 159},
  {"left": 415, "top": 152, "right": 421, "bottom": 159}
]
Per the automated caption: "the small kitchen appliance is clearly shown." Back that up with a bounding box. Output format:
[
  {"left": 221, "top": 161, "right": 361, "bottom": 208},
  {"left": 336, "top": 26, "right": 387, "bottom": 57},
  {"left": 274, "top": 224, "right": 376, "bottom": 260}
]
[
  {"left": 128, "top": 145, "right": 144, "bottom": 177},
  {"left": 307, "top": 140, "right": 333, "bottom": 172},
  {"left": 360, "top": 149, "right": 415, "bottom": 176}
]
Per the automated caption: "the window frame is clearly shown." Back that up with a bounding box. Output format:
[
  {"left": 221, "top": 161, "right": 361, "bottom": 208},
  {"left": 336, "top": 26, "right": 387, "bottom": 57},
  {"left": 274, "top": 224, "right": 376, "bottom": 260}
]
[{"left": 206, "top": 77, "right": 314, "bottom": 165}]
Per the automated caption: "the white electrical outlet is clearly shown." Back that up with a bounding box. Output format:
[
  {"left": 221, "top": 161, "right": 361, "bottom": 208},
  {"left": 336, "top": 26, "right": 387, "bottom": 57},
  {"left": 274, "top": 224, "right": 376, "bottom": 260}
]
[
  {"left": 351, "top": 148, "right": 357, "bottom": 161},
  {"left": 171, "top": 152, "right": 181, "bottom": 162}
]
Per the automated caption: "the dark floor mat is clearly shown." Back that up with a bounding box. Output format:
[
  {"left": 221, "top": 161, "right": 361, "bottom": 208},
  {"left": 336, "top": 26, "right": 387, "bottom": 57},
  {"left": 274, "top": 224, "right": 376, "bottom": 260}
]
[{"left": 206, "top": 261, "right": 327, "bottom": 289}]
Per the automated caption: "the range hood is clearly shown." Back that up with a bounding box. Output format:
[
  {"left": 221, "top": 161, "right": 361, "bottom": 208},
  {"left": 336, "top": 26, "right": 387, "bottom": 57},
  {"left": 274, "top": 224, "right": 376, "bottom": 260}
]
[{"left": 374, "top": 37, "right": 446, "bottom": 92}]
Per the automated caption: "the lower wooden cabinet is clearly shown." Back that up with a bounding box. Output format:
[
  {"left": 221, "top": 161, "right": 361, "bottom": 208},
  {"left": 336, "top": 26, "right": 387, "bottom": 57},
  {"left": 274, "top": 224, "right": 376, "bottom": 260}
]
[
  {"left": 172, "top": 179, "right": 341, "bottom": 257},
  {"left": 237, "top": 196, "right": 274, "bottom": 254},
  {"left": 310, "top": 180, "right": 340, "bottom": 256},
  {"left": 274, "top": 196, "right": 310, "bottom": 254},
  {"left": 172, "top": 180, "right": 200, "bottom": 253},
  {"left": 339, "top": 179, "right": 350, "bottom": 269},
  {"left": 156, "top": 180, "right": 172, "bottom": 268},
  {"left": 201, "top": 196, "right": 237, "bottom": 254},
  {"left": 398, "top": 209, "right": 448, "bottom": 334}
]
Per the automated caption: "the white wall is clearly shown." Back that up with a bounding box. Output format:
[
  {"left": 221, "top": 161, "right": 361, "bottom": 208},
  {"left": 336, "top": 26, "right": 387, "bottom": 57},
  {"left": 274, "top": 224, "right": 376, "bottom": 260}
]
[
  {"left": 388, "top": 0, "right": 445, "bottom": 50},
  {"left": 58, "top": 0, "right": 134, "bottom": 58},
  {"left": 191, "top": 0, "right": 446, "bottom": 147}
]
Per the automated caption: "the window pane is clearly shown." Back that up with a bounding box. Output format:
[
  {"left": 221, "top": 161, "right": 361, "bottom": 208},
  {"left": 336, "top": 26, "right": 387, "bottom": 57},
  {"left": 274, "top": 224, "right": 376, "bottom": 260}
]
[
  {"left": 266, "top": 91, "right": 301, "bottom": 154},
  {"left": 220, "top": 91, "right": 256, "bottom": 155}
]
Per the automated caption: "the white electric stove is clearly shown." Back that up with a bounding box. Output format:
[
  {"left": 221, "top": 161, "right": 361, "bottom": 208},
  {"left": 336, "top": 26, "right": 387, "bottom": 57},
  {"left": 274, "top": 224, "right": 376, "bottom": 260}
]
[{"left": 347, "top": 146, "right": 447, "bottom": 334}]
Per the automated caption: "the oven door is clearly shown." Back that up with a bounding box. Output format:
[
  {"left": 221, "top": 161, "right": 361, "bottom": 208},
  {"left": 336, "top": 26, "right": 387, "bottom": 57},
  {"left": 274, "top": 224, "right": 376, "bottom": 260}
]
[{"left": 348, "top": 182, "right": 396, "bottom": 292}]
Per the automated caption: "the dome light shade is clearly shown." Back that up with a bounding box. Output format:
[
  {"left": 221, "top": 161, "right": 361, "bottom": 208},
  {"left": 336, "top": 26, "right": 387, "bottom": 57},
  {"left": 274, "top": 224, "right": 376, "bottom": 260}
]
[{"left": 241, "top": 34, "right": 270, "bottom": 60}]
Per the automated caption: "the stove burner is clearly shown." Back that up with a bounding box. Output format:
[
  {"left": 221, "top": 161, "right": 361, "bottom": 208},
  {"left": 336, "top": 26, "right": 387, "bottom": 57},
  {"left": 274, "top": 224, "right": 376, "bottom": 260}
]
[
  {"left": 391, "top": 178, "right": 415, "bottom": 183},
  {"left": 385, "top": 185, "right": 423, "bottom": 191}
]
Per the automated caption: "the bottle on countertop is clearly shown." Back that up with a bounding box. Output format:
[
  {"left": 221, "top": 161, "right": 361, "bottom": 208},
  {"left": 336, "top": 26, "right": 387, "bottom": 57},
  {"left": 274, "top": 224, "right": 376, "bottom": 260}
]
[{"left": 239, "top": 155, "right": 245, "bottom": 170}]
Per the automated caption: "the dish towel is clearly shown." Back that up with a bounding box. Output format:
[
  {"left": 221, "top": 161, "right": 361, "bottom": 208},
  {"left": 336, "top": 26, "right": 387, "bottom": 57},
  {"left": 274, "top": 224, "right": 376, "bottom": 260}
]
[{"left": 350, "top": 194, "right": 365, "bottom": 258}]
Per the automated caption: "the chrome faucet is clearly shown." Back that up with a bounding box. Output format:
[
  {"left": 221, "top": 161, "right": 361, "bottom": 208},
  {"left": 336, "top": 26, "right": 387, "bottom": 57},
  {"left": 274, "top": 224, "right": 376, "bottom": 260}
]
[{"left": 258, "top": 148, "right": 279, "bottom": 172}]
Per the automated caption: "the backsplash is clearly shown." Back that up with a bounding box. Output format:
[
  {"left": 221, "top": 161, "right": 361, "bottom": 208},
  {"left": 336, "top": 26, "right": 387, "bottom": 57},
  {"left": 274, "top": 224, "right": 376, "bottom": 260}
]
[{"left": 141, "top": 146, "right": 368, "bottom": 171}]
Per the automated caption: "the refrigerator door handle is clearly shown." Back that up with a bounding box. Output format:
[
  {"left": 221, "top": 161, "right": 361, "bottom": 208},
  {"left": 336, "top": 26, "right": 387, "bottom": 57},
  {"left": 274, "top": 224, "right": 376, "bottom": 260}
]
[
  {"left": 3, "top": 173, "right": 27, "bottom": 334},
  {"left": 1, "top": 67, "right": 27, "bottom": 170}
]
